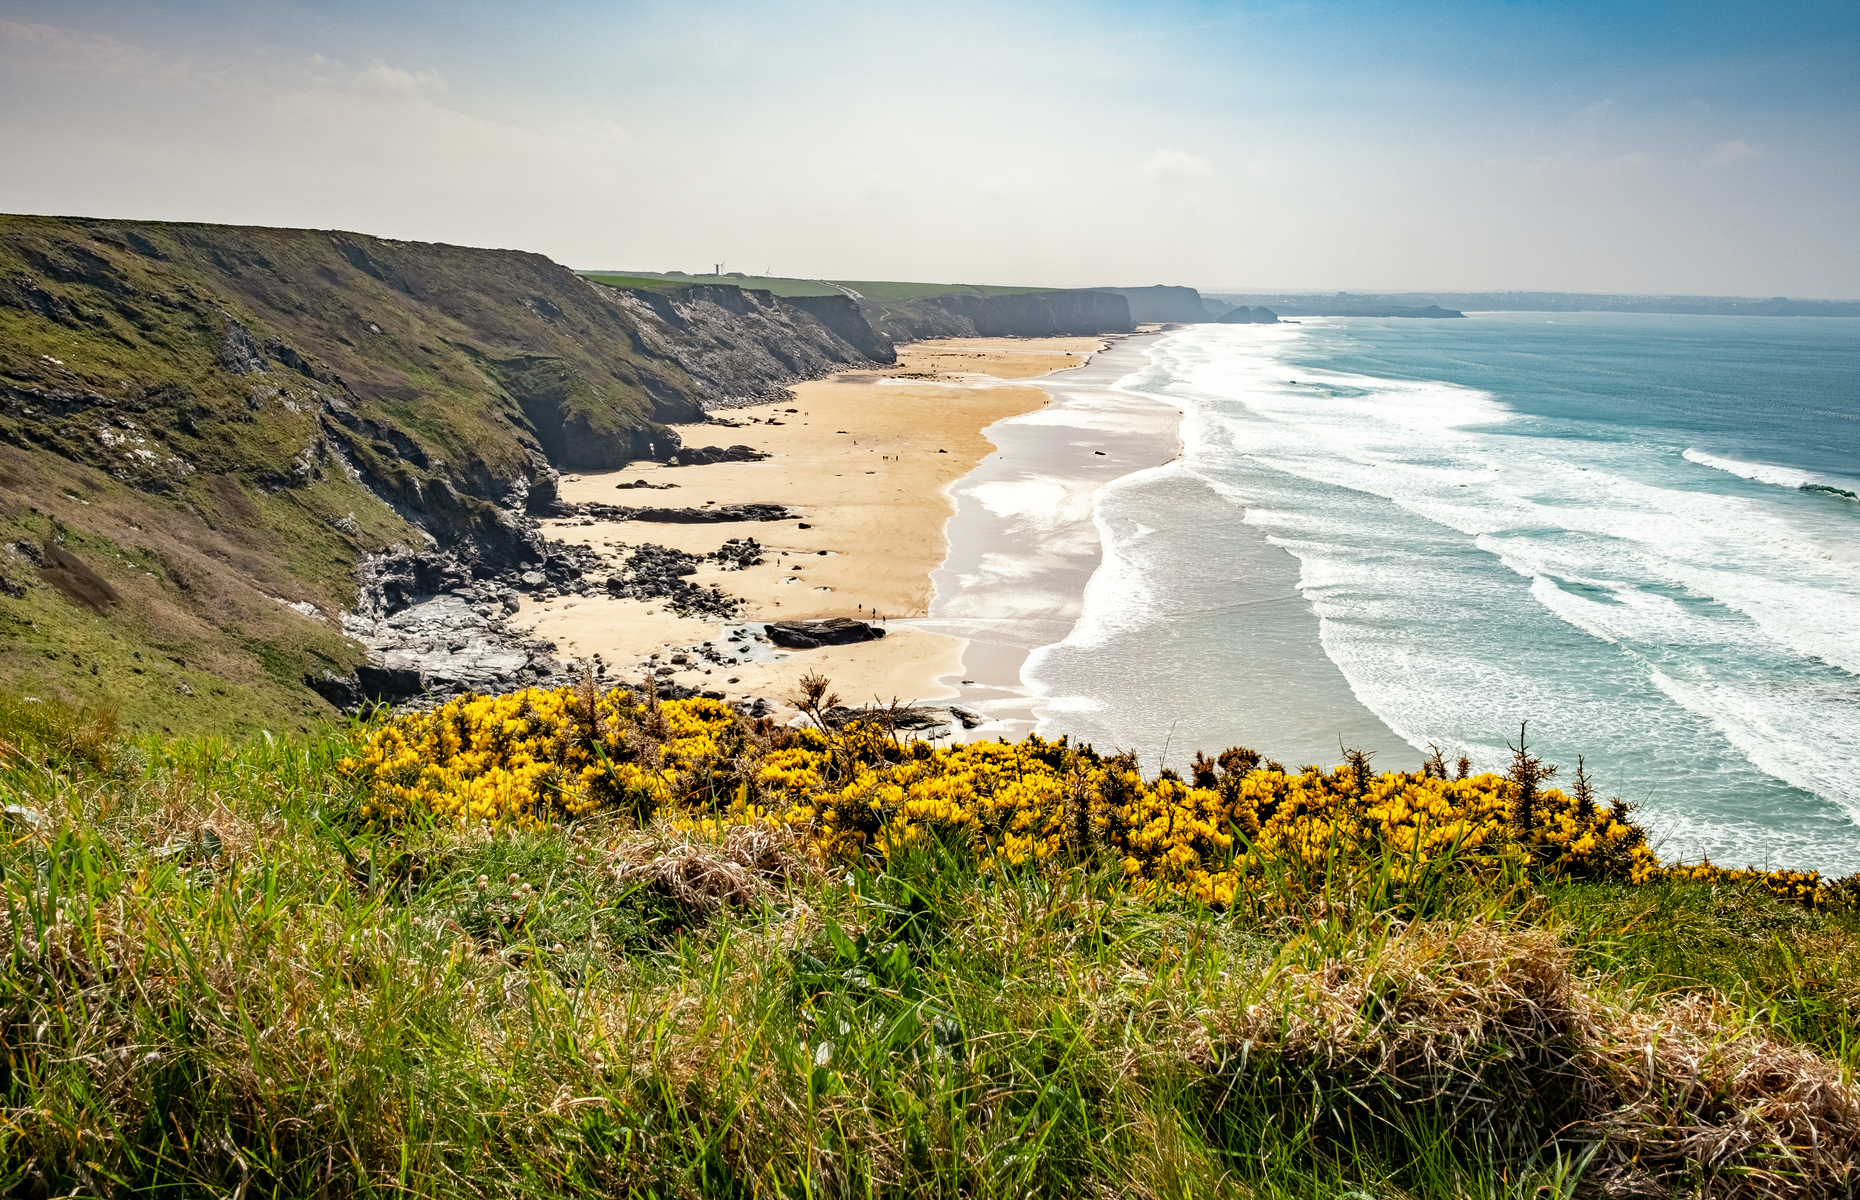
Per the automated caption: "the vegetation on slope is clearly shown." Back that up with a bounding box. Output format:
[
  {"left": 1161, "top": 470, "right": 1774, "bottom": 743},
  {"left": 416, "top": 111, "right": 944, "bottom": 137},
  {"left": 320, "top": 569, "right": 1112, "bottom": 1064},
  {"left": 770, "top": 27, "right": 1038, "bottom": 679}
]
[
  {"left": 0, "top": 216, "right": 891, "bottom": 735},
  {"left": 576, "top": 272, "right": 1057, "bottom": 303},
  {"left": 4, "top": 684, "right": 1857, "bottom": 1198}
]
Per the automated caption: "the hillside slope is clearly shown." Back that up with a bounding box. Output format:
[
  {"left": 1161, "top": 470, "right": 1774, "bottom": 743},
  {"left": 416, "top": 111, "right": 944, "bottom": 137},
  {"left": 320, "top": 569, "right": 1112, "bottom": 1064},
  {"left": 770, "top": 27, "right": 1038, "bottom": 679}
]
[{"left": 0, "top": 215, "right": 891, "bottom": 734}]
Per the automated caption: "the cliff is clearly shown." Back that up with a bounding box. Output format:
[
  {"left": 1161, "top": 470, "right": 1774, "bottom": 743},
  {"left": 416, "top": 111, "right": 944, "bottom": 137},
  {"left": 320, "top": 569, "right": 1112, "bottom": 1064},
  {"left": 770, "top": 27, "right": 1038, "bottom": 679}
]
[
  {"left": 1103, "top": 285, "right": 1210, "bottom": 324},
  {"left": 0, "top": 214, "right": 892, "bottom": 732},
  {"left": 864, "top": 288, "right": 1131, "bottom": 342}
]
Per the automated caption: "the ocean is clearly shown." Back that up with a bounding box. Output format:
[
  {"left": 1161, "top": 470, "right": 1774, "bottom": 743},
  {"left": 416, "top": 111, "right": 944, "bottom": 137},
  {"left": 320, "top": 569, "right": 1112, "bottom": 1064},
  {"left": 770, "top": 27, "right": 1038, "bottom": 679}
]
[{"left": 1023, "top": 313, "right": 1860, "bottom": 874}]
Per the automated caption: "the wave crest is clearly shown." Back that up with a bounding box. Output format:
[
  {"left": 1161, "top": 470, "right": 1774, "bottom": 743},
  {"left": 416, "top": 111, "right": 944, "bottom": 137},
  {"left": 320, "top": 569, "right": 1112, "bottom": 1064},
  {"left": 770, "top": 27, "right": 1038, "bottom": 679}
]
[{"left": 1684, "top": 448, "right": 1859, "bottom": 501}]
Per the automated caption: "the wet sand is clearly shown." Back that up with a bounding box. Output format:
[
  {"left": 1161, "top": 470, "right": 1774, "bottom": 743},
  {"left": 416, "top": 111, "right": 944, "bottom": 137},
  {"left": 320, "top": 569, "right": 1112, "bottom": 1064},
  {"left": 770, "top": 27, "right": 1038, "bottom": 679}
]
[{"left": 902, "top": 334, "right": 1185, "bottom": 741}]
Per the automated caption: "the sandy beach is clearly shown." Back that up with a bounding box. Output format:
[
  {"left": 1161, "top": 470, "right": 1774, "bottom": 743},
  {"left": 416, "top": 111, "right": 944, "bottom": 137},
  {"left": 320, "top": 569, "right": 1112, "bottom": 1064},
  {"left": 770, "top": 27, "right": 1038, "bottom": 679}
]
[{"left": 520, "top": 336, "right": 1111, "bottom": 715}]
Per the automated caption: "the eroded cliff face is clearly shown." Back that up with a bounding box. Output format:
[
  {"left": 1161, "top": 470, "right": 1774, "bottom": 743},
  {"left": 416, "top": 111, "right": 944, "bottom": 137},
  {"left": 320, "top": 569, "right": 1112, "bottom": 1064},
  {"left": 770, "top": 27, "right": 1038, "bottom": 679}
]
[
  {"left": 607, "top": 285, "right": 895, "bottom": 424},
  {"left": 1104, "top": 286, "right": 1210, "bottom": 324},
  {"left": 0, "top": 215, "right": 893, "bottom": 730},
  {"left": 865, "top": 289, "right": 1132, "bottom": 342}
]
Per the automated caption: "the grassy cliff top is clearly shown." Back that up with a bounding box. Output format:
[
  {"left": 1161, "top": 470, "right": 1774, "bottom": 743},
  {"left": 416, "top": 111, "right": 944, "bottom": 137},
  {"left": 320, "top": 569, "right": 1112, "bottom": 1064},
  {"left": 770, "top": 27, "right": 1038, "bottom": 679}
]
[
  {"left": 5, "top": 687, "right": 1858, "bottom": 1198},
  {"left": 578, "top": 270, "right": 1060, "bottom": 303}
]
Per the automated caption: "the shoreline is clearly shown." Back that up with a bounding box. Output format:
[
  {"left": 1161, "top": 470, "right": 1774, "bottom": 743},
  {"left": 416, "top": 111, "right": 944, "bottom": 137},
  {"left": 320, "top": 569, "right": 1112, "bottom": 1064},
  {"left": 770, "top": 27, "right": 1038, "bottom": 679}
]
[
  {"left": 518, "top": 336, "right": 1110, "bottom": 720},
  {"left": 903, "top": 332, "right": 1186, "bottom": 741}
]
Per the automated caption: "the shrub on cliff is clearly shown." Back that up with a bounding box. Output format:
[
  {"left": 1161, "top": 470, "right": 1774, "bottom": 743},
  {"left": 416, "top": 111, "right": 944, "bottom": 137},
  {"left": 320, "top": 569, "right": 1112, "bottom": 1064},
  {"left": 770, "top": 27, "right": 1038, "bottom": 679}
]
[{"left": 340, "top": 682, "right": 1856, "bottom": 915}]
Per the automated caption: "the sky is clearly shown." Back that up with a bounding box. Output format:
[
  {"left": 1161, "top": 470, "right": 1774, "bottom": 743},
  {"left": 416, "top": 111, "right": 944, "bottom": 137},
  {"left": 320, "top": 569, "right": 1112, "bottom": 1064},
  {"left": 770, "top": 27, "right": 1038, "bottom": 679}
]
[{"left": 1, "top": 1, "right": 1856, "bottom": 296}]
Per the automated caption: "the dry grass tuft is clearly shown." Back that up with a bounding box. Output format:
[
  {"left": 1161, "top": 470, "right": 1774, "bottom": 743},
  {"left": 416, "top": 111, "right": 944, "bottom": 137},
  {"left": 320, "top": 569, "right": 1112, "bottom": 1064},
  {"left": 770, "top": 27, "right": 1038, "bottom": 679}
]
[
  {"left": 612, "top": 818, "right": 819, "bottom": 915},
  {"left": 1207, "top": 923, "right": 1860, "bottom": 1197}
]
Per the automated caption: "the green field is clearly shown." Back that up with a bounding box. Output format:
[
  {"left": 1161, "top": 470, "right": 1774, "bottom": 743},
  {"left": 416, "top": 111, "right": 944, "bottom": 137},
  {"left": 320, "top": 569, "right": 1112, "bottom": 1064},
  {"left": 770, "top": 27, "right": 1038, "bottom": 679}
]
[
  {"left": 577, "top": 272, "right": 1059, "bottom": 303},
  {"left": 829, "top": 279, "right": 1057, "bottom": 303},
  {"left": 580, "top": 271, "right": 845, "bottom": 297}
]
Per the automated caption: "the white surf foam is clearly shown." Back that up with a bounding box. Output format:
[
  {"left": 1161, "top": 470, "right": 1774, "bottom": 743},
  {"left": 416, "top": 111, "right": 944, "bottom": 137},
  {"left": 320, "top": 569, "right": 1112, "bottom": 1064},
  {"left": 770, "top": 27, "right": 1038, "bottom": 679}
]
[
  {"left": 1684, "top": 447, "right": 1860, "bottom": 498},
  {"left": 1124, "top": 321, "right": 1860, "bottom": 867}
]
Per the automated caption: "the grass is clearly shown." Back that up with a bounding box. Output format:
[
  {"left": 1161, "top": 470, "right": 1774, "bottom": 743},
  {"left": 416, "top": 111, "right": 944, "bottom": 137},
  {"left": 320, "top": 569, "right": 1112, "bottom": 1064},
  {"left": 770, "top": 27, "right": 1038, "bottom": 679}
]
[
  {"left": 580, "top": 272, "right": 846, "bottom": 297},
  {"left": 3, "top": 694, "right": 1857, "bottom": 1198},
  {"left": 830, "top": 280, "right": 1057, "bottom": 303},
  {"left": 575, "top": 272, "right": 1060, "bottom": 304}
]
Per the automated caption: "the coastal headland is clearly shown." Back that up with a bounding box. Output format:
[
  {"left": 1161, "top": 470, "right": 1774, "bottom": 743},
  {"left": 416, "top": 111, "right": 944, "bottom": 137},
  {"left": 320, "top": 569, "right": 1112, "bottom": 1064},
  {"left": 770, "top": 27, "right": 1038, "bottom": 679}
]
[
  {"left": 8, "top": 215, "right": 1860, "bottom": 1200},
  {"left": 523, "top": 336, "right": 1112, "bottom": 719}
]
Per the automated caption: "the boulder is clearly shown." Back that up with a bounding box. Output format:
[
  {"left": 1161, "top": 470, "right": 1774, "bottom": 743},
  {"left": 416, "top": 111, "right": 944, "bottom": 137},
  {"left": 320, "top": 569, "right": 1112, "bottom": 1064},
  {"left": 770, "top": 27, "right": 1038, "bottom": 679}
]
[
  {"left": 356, "top": 664, "right": 425, "bottom": 700},
  {"left": 668, "top": 444, "right": 769, "bottom": 466},
  {"left": 766, "top": 618, "right": 886, "bottom": 650}
]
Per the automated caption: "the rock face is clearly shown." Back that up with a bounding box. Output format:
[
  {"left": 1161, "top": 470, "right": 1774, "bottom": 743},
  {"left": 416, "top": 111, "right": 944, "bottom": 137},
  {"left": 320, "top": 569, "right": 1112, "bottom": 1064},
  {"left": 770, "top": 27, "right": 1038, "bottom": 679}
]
[
  {"left": 605, "top": 285, "right": 896, "bottom": 421},
  {"left": 766, "top": 618, "right": 886, "bottom": 650},
  {"left": 777, "top": 293, "right": 896, "bottom": 362},
  {"left": 1104, "top": 285, "right": 1211, "bottom": 324},
  {"left": 864, "top": 290, "right": 1132, "bottom": 342}
]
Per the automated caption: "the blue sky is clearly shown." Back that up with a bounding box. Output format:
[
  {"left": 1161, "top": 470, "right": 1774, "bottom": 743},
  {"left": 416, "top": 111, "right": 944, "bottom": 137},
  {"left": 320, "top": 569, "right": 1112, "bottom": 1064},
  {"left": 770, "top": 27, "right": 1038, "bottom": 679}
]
[{"left": 2, "top": 1, "right": 1854, "bottom": 294}]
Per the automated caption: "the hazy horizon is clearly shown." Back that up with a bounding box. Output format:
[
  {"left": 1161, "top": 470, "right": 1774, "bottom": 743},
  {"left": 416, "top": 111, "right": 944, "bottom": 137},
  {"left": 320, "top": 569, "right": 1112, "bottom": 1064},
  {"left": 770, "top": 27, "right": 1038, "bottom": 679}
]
[{"left": 2, "top": 0, "right": 1855, "bottom": 298}]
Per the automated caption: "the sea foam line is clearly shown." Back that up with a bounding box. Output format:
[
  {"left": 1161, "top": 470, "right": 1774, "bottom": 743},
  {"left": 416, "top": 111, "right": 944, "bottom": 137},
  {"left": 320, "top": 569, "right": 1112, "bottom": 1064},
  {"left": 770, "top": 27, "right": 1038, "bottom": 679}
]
[{"left": 1683, "top": 448, "right": 1860, "bottom": 501}]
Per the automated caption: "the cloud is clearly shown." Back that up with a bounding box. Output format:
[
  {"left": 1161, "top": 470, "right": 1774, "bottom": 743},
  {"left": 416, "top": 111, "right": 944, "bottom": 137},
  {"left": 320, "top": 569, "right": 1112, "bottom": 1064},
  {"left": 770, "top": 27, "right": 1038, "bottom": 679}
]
[
  {"left": 1141, "top": 147, "right": 1211, "bottom": 179},
  {"left": 349, "top": 60, "right": 448, "bottom": 99},
  {"left": 1705, "top": 139, "right": 1756, "bottom": 166}
]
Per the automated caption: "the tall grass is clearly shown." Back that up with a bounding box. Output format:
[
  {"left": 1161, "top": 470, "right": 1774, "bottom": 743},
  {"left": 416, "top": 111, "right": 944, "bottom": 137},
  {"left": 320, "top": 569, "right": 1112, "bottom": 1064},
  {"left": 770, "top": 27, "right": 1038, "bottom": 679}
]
[{"left": 3, "top": 704, "right": 1857, "bottom": 1198}]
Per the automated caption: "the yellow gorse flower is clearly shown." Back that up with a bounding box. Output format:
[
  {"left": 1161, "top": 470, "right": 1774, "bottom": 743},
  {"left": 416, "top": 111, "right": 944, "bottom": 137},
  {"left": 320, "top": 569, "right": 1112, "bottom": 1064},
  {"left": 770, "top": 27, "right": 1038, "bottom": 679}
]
[{"left": 342, "top": 687, "right": 1835, "bottom": 909}]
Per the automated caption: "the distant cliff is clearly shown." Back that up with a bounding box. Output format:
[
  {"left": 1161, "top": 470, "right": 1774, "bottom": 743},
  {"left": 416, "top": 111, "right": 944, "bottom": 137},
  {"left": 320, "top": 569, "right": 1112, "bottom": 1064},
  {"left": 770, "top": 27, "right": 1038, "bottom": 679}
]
[
  {"left": 1216, "top": 305, "right": 1281, "bottom": 324},
  {"left": 864, "top": 289, "right": 1131, "bottom": 342},
  {"left": 0, "top": 214, "right": 893, "bottom": 731},
  {"left": 1201, "top": 290, "right": 1860, "bottom": 319},
  {"left": 1209, "top": 298, "right": 1464, "bottom": 319},
  {"left": 1103, "top": 286, "right": 1210, "bottom": 324}
]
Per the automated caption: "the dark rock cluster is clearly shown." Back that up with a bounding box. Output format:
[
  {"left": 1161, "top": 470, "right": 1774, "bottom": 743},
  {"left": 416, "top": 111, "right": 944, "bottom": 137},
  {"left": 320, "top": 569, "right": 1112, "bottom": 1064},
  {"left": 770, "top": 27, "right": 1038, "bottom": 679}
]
[
  {"left": 576, "top": 502, "right": 793, "bottom": 524},
  {"left": 713, "top": 537, "right": 764, "bottom": 571},
  {"left": 667, "top": 444, "right": 769, "bottom": 466},
  {"left": 313, "top": 528, "right": 762, "bottom": 708},
  {"left": 818, "top": 702, "right": 986, "bottom": 737},
  {"left": 604, "top": 543, "right": 738, "bottom": 618}
]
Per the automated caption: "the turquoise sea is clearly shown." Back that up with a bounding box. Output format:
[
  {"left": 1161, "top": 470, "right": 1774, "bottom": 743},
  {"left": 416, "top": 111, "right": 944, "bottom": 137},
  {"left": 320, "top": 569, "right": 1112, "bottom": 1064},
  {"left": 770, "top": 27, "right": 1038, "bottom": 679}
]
[{"left": 1026, "top": 313, "right": 1860, "bottom": 873}]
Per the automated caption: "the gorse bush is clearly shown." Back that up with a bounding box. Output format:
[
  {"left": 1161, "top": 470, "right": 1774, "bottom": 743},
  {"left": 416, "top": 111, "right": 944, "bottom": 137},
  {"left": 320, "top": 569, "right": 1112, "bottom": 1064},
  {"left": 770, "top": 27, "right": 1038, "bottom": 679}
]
[{"left": 341, "top": 682, "right": 1846, "bottom": 911}]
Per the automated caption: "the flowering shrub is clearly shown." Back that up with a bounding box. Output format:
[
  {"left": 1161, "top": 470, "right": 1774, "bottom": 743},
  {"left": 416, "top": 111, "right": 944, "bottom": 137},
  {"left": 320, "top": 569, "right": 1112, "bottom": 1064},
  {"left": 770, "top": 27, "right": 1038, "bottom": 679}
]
[
  {"left": 342, "top": 685, "right": 1844, "bottom": 909},
  {"left": 341, "top": 685, "right": 745, "bottom": 829}
]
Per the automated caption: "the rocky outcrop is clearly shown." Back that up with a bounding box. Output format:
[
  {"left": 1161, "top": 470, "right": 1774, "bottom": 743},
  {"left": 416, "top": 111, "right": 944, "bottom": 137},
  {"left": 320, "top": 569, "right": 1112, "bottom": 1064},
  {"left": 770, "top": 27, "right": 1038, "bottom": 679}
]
[
  {"left": 766, "top": 617, "right": 886, "bottom": 650},
  {"left": 1218, "top": 306, "right": 1281, "bottom": 324},
  {"left": 578, "top": 502, "right": 793, "bottom": 523},
  {"left": 315, "top": 529, "right": 766, "bottom": 708},
  {"left": 668, "top": 444, "right": 768, "bottom": 466},
  {"left": 865, "top": 289, "right": 1131, "bottom": 342}
]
